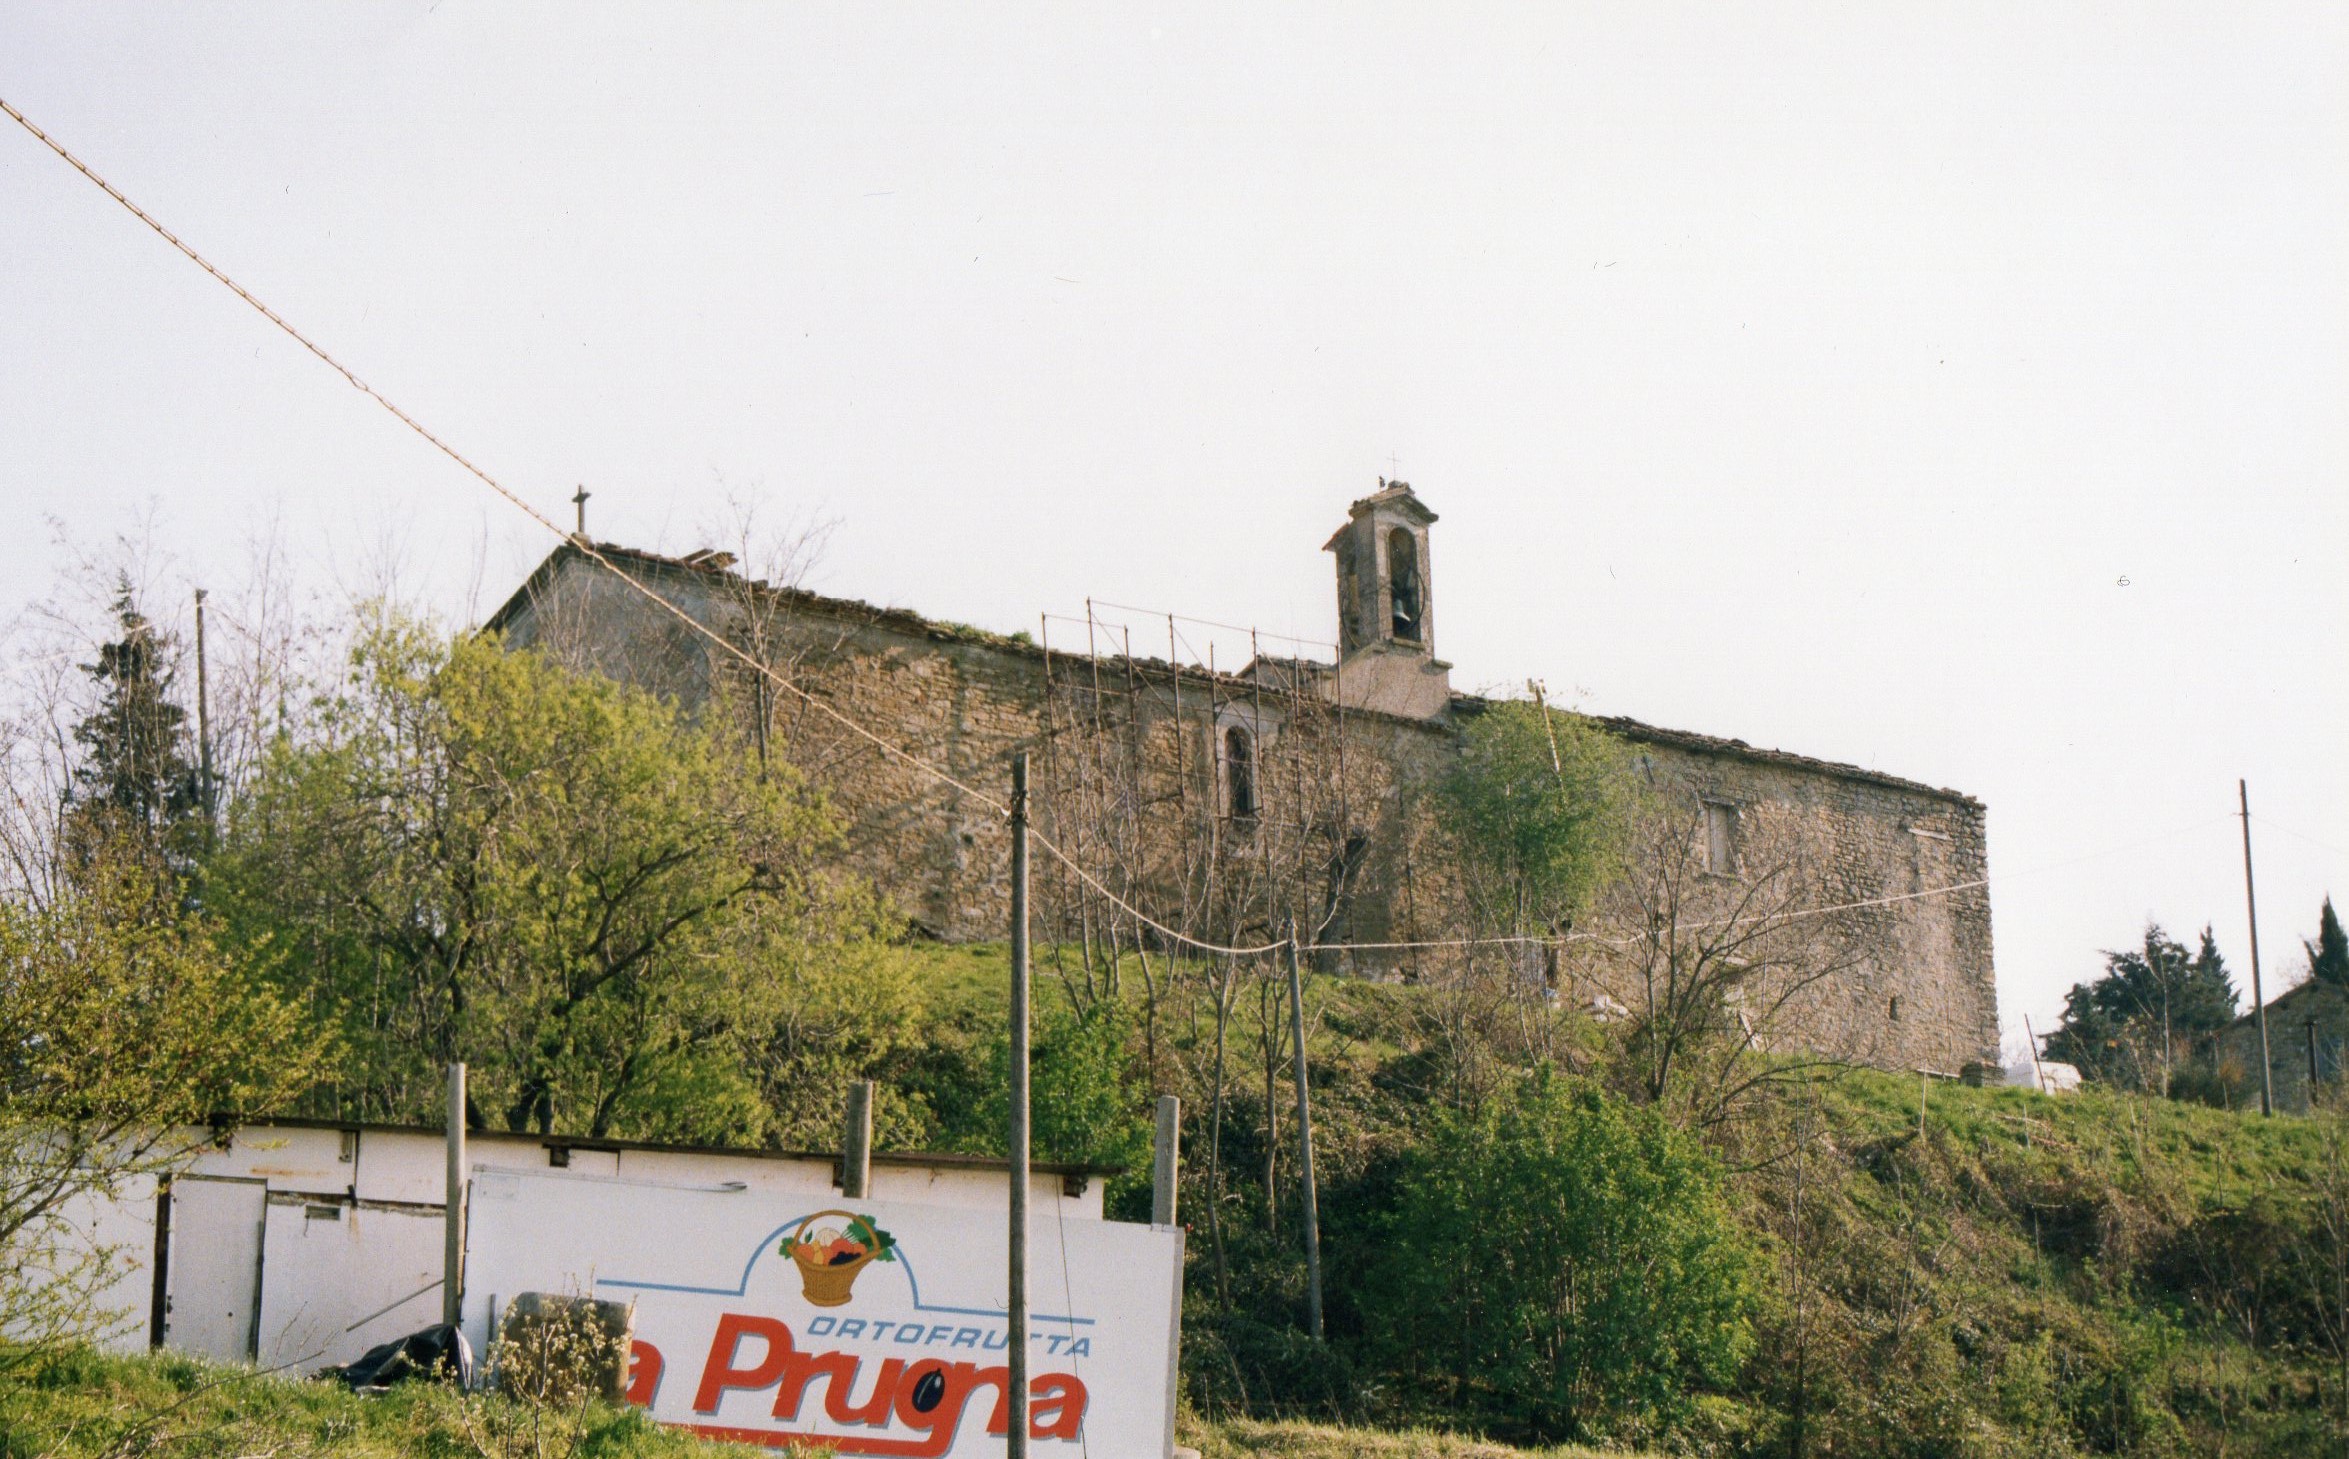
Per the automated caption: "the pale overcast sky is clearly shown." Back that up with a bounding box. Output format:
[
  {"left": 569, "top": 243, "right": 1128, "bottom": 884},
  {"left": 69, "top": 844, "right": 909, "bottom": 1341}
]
[{"left": 3, "top": 3, "right": 2342, "bottom": 1053}]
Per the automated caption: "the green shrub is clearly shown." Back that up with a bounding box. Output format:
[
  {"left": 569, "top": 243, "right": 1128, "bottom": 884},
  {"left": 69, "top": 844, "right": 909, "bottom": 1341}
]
[
  {"left": 1369, "top": 1070, "right": 1756, "bottom": 1443},
  {"left": 931, "top": 996, "right": 1152, "bottom": 1193}
]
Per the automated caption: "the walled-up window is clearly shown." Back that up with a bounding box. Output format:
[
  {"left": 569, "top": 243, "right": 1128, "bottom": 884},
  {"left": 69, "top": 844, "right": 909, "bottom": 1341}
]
[
  {"left": 1225, "top": 726, "right": 1257, "bottom": 819},
  {"left": 1322, "top": 830, "right": 1370, "bottom": 939},
  {"left": 1704, "top": 801, "right": 1739, "bottom": 875},
  {"left": 1387, "top": 527, "right": 1423, "bottom": 641}
]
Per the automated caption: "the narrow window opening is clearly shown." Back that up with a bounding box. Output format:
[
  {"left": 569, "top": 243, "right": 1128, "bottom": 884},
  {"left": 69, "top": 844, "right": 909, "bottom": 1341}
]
[
  {"left": 1387, "top": 528, "right": 1423, "bottom": 642},
  {"left": 1224, "top": 727, "right": 1257, "bottom": 820},
  {"left": 1322, "top": 830, "right": 1370, "bottom": 937},
  {"left": 1703, "top": 801, "right": 1739, "bottom": 875},
  {"left": 1888, "top": 995, "right": 1903, "bottom": 1022}
]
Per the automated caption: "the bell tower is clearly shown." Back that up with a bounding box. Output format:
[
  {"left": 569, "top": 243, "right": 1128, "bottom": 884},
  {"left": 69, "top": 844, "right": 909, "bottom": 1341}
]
[{"left": 1323, "top": 481, "right": 1453, "bottom": 719}]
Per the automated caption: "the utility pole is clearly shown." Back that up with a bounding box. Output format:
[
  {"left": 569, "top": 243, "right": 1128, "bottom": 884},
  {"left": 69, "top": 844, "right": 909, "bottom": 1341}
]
[
  {"left": 1285, "top": 926, "right": 1324, "bottom": 1339},
  {"left": 842, "top": 1080, "right": 873, "bottom": 1200},
  {"left": 2240, "top": 780, "right": 2275, "bottom": 1117},
  {"left": 1151, "top": 1095, "right": 1181, "bottom": 1226},
  {"left": 443, "top": 1062, "right": 466, "bottom": 1329},
  {"left": 2161, "top": 973, "right": 2172, "bottom": 1101},
  {"left": 1007, "top": 753, "right": 1031, "bottom": 1457},
  {"left": 192, "top": 589, "right": 213, "bottom": 835}
]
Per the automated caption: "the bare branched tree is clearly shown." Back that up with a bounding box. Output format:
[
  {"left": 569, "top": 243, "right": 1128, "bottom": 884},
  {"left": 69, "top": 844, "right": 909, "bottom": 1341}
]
[
  {"left": 1576, "top": 801, "right": 1866, "bottom": 1130},
  {"left": 697, "top": 486, "right": 840, "bottom": 780},
  {"left": 1027, "top": 635, "right": 1381, "bottom": 1296}
]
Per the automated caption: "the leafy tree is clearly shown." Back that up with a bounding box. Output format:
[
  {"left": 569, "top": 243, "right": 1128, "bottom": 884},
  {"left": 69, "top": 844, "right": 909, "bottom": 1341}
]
[
  {"left": 1435, "top": 698, "right": 1633, "bottom": 940},
  {"left": 2045, "top": 923, "right": 2236, "bottom": 1093},
  {"left": 205, "top": 612, "right": 912, "bottom": 1141},
  {"left": 974, "top": 999, "right": 1150, "bottom": 1184},
  {"left": 2309, "top": 896, "right": 2348, "bottom": 988},
  {"left": 1371, "top": 1069, "right": 1755, "bottom": 1442},
  {"left": 0, "top": 854, "right": 324, "bottom": 1362},
  {"left": 734, "top": 925, "right": 931, "bottom": 1151},
  {"left": 929, "top": 999, "right": 1151, "bottom": 1192},
  {"left": 60, "top": 582, "right": 204, "bottom": 878},
  {"left": 1024, "top": 1000, "right": 1151, "bottom": 1177}
]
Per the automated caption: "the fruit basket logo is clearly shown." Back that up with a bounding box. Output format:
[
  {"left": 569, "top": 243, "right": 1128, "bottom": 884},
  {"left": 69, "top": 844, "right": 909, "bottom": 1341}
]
[{"left": 782, "top": 1209, "right": 897, "bottom": 1307}]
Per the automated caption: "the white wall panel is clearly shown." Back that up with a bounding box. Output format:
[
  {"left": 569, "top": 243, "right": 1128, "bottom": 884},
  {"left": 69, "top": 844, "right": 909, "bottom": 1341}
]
[
  {"left": 4, "top": 1176, "right": 159, "bottom": 1353},
  {"left": 191, "top": 1128, "right": 351, "bottom": 1196},
  {"left": 351, "top": 1130, "right": 450, "bottom": 1206},
  {"left": 164, "top": 1176, "right": 267, "bottom": 1362},
  {"left": 256, "top": 1197, "right": 445, "bottom": 1372}
]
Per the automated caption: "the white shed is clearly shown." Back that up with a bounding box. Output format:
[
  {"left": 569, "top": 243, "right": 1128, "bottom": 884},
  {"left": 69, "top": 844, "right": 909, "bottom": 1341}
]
[
  {"left": 2003, "top": 1059, "right": 2084, "bottom": 1095},
  {"left": 105, "top": 1120, "right": 1113, "bottom": 1374}
]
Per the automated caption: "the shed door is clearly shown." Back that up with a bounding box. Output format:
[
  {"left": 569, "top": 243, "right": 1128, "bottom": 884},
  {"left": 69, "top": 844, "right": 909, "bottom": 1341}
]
[{"left": 164, "top": 1177, "right": 266, "bottom": 1362}]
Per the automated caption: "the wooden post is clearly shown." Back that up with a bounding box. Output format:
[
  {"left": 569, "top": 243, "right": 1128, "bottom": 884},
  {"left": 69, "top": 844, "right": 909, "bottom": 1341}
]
[
  {"left": 2240, "top": 780, "right": 2275, "bottom": 1117},
  {"left": 1168, "top": 616, "right": 1185, "bottom": 816},
  {"left": 1152, "top": 1095, "right": 1181, "bottom": 1226},
  {"left": 2161, "top": 974, "right": 2172, "bottom": 1099},
  {"left": 444, "top": 1062, "right": 466, "bottom": 1329},
  {"left": 192, "top": 589, "right": 213, "bottom": 834},
  {"left": 842, "top": 1080, "right": 874, "bottom": 1199},
  {"left": 147, "top": 1178, "right": 173, "bottom": 1348},
  {"left": 1286, "top": 927, "right": 1324, "bottom": 1340},
  {"left": 1008, "top": 754, "right": 1031, "bottom": 1457}
]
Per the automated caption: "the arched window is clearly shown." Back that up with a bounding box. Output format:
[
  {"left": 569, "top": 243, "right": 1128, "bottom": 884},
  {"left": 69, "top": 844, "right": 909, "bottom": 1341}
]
[
  {"left": 1224, "top": 726, "right": 1257, "bottom": 820},
  {"left": 1387, "top": 528, "right": 1422, "bottom": 641}
]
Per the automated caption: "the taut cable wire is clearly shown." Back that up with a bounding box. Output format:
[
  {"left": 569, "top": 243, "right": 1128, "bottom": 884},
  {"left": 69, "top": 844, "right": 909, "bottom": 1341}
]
[
  {"left": 0, "top": 95, "right": 1010, "bottom": 809},
  {"left": 3, "top": 94, "right": 2181, "bottom": 964},
  {"left": 1, "top": 93, "right": 1284, "bottom": 950}
]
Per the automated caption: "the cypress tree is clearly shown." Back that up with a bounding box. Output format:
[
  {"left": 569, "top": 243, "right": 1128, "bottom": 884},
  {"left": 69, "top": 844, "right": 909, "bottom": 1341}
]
[
  {"left": 61, "top": 580, "right": 203, "bottom": 878},
  {"left": 2046, "top": 922, "right": 2237, "bottom": 1091},
  {"left": 2308, "top": 896, "right": 2348, "bottom": 987},
  {"left": 2184, "top": 925, "right": 2239, "bottom": 1028}
]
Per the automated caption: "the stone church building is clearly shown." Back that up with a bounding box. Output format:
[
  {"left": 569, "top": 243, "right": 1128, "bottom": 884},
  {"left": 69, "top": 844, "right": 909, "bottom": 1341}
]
[{"left": 487, "top": 482, "right": 1999, "bottom": 1077}]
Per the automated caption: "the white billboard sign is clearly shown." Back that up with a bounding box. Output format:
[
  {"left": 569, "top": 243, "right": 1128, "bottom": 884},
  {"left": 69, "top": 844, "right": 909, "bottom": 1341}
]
[{"left": 466, "top": 1169, "right": 1183, "bottom": 1458}]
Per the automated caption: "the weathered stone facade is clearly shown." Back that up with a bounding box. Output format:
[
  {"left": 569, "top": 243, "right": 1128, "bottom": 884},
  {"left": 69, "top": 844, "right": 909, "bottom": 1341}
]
[
  {"left": 486, "top": 484, "right": 1998, "bottom": 1075},
  {"left": 2219, "top": 979, "right": 2349, "bottom": 1114}
]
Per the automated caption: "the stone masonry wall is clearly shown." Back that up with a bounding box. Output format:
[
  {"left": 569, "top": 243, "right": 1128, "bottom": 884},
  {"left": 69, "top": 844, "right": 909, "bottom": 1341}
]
[
  {"left": 490, "top": 544, "right": 1999, "bottom": 1075},
  {"left": 1623, "top": 734, "right": 1997, "bottom": 1075},
  {"left": 2219, "top": 981, "right": 2349, "bottom": 1115}
]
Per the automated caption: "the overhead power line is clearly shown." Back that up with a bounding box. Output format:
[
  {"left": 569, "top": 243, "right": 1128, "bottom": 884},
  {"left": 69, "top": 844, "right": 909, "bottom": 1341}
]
[
  {"left": 2249, "top": 813, "right": 2349, "bottom": 863},
  {"left": 1083, "top": 599, "right": 1338, "bottom": 657},
  {"left": 1, "top": 93, "right": 2166, "bottom": 965},
  {"left": 0, "top": 92, "right": 1271, "bottom": 949},
  {"left": 0, "top": 98, "right": 1009, "bottom": 802}
]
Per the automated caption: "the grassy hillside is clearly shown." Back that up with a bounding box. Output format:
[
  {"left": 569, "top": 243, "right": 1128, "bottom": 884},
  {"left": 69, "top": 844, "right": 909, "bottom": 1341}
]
[
  {"left": 1741, "top": 1067, "right": 2342, "bottom": 1456},
  {"left": 0, "top": 1348, "right": 1647, "bottom": 1459},
  {"left": 890, "top": 944, "right": 2349, "bottom": 1457},
  {"left": 0, "top": 1347, "right": 750, "bottom": 1459},
  {"left": 9, "top": 945, "right": 2342, "bottom": 1458}
]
